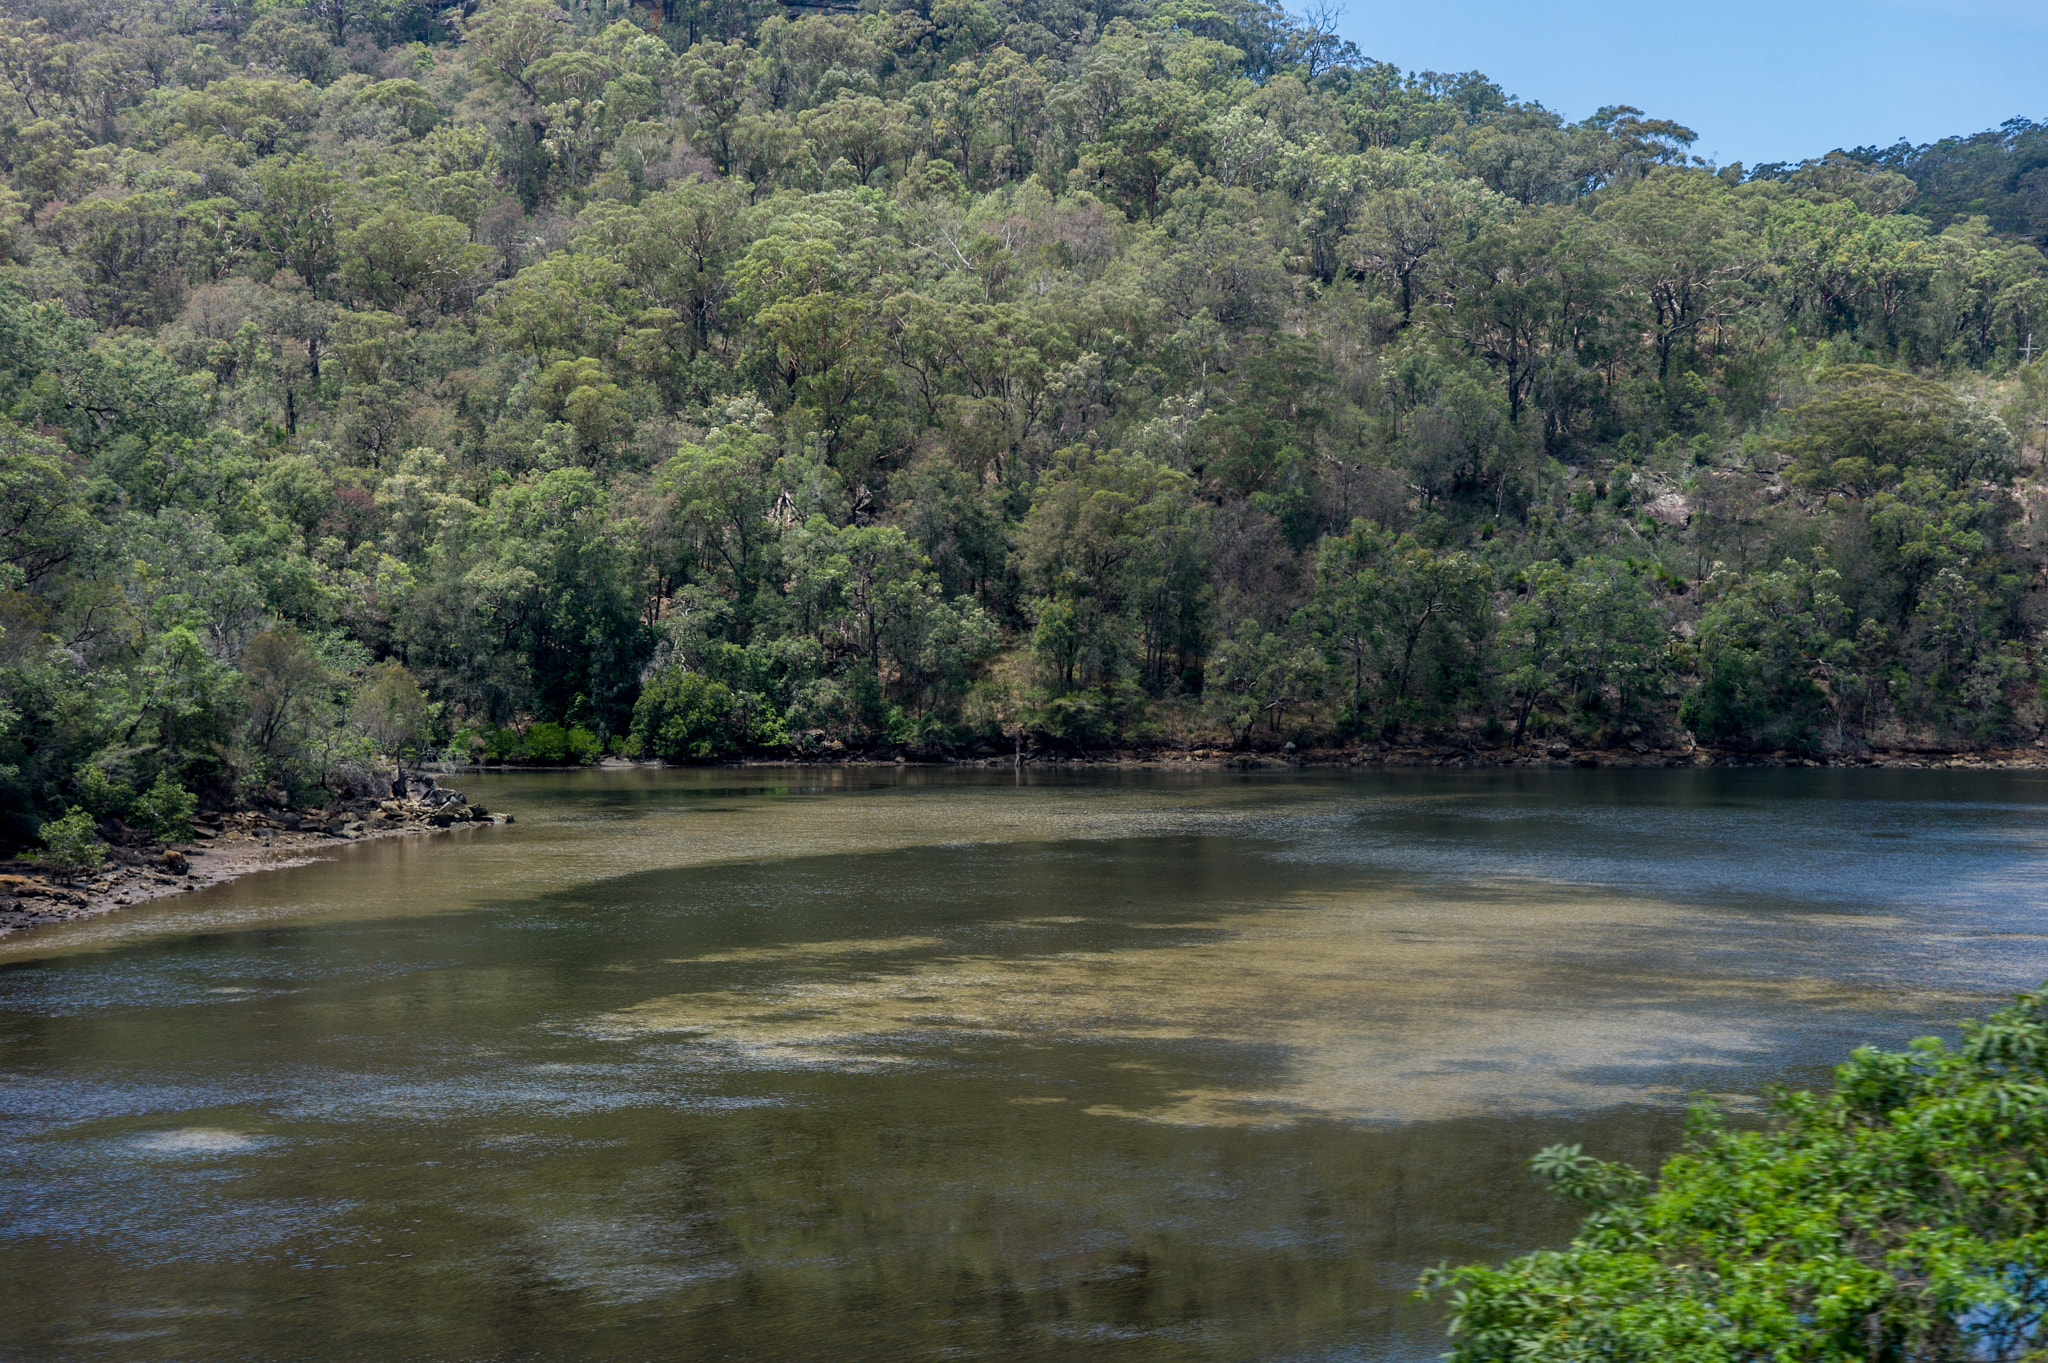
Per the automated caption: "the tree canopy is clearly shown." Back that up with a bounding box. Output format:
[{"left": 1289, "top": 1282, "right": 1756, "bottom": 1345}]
[{"left": 3, "top": 0, "right": 2048, "bottom": 848}]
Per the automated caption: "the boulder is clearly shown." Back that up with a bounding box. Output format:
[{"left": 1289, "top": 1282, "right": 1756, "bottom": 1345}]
[
  {"left": 1646, "top": 492, "right": 1691, "bottom": 527},
  {"left": 393, "top": 770, "right": 451, "bottom": 802}
]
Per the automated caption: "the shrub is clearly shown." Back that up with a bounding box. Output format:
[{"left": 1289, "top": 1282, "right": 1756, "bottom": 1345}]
[
  {"left": 38, "top": 807, "right": 106, "bottom": 880},
  {"left": 477, "top": 725, "right": 523, "bottom": 762},
  {"left": 131, "top": 773, "right": 199, "bottom": 842},
  {"left": 1422, "top": 985, "right": 2048, "bottom": 1361},
  {"left": 521, "top": 722, "right": 602, "bottom": 764},
  {"left": 629, "top": 669, "right": 736, "bottom": 761},
  {"left": 521, "top": 722, "right": 570, "bottom": 762},
  {"left": 76, "top": 763, "right": 135, "bottom": 818}
]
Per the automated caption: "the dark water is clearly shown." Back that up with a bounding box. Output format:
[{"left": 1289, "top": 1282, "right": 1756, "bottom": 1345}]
[{"left": 3, "top": 768, "right": 2046, "bottom": 1361}]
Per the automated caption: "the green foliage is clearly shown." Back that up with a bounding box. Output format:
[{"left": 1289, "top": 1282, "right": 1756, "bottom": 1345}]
[
  {"left": 1500, "top": 558, "right": 1668, "bottom": 744},
  {"left": 342, "top": 208, "right": 489, "bottom": 318},
  {"left": 1308, "top": 519, "right": 1491, "bottom": 735},
  {"left": 37, "top": 807, "right": 105, "bottom": 880},
  {"left": 1019, "top": 448, "right": 1208, "bottom": 696},
  {"left": 351, "top": 660, "right": 432, "bottom": 758},
  {"left": 0, "top": 0, "right": 2044, "bottom": 845},
  {"left": 1779, "top": 365, "right": 2014, "bottom": 493},
  {"left": 131, "top": 773, "right": 198, "bottom": 843},
  {"left": 1679, "top": 558, "right": 1854, "bottom": 751},
  {"left": 0, "top": 420, "right": 95, "bottom": 589},
  {"left": 519, "top": 720, "right": 603, "bottom": 764},
  {"left": 629, "top": 667, "right": 737, "bottom": 761},
  {"left": 1205, "top": 617, "right": 1322, "bottom": 745},
  {"left": 1422, "top": 985, "right": 2048, "bottom": 1362},
  {"left": 240, "top": 628, "right": 332, "bottom": 768},
  {"left": 474, "top": 721, "right": 602, "bottom": 764}
]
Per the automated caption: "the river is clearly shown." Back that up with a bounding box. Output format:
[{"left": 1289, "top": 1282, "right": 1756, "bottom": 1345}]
[{"left": 3, "top": 767, "right": 2046, "bottom": 1360}]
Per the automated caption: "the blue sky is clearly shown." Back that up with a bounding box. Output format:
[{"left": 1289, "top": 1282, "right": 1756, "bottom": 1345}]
[{"left": 1333, "top": 0, "right": 2048, "bottom": 167}]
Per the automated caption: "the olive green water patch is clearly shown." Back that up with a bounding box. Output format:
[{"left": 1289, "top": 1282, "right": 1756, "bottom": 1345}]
[
  {"left": 5, "top": 769, "right": 2041, "bottom": 1362},
  {"left": 586, "top": 879, "right": 1960, "bottom": 1126}
]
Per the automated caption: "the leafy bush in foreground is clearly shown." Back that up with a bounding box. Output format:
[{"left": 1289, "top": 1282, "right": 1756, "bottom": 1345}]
[{"left": 1424, "top": 986, "right": 2048, "bottom": 1361}]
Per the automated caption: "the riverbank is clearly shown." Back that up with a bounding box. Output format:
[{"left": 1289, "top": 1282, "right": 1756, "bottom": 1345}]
[
  {"left": 417, "top": 739, "right": 2048, "bottom": 779},
  {"left": 0, "top": 792, "right": 510, "bottom": 939},
  {"left": 1045, "top": 742, "right": 2048, "bottom": 770},
  {"left": 624, "top": 739, "right": 2048, "bottom": 772},
  {"left": 14, "top": 741, "right": 2040, "bottom": 938}
]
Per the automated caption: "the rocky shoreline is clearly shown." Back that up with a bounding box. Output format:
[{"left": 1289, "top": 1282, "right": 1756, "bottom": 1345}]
[
  {"left": 0, "top": 772, "right": 509, "bottom": 940},
  {"left": 714, "top": 739, "right": 2048, "bottom": 771},
  {"left": 430, "top": 740, "right": 2048, "bottom": 776}
]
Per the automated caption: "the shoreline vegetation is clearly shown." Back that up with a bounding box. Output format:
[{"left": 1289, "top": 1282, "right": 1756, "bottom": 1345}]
[
  {"left": 1423, "top": 985, "right": 2048, "bottom": 1361},
  {"left": 6, "top": 743, "right": 2036, "bottom": 941},
  {"left": 7, "top": 0, "right": 2048, "bottom": 884},
  {"left": 0, "top": 768, "right": 506, "bottom": 937},
  {"left": 4, "top": 0, "right": 2045, "bottom": 1340}
]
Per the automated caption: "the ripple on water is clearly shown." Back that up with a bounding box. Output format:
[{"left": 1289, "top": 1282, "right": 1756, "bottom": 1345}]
[{"left": 3, "top": 768, "right": 2046, "bottom": 1363}]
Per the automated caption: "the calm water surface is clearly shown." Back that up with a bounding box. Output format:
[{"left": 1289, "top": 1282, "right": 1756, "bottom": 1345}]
[{"left": 4, "top": 768, "right": 2047, "bottom": 1360}]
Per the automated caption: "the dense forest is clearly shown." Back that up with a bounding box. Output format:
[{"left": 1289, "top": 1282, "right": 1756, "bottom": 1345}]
[{"left": 3, "top": 0, "right": 2048, "bottom": 846}]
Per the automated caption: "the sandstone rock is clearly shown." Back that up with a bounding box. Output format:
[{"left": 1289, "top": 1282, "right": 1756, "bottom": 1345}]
[{"left": 1646, "top": 492, "right": 1691, "bottom": 527}]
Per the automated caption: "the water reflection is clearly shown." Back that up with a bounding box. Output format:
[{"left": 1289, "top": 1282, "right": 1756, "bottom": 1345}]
[{"left": 2, "top": 768, "right": 2046, "bottom": 1360}]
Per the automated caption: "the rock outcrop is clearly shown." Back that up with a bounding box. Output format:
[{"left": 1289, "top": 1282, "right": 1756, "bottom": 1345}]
[{"left": 2, "top": 776, "right": 510, "bottom": 937}]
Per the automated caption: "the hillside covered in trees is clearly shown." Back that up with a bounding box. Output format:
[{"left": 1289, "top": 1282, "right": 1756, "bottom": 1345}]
[{"left": 3, "top": 0, "right": 2048, "bottom": 846}]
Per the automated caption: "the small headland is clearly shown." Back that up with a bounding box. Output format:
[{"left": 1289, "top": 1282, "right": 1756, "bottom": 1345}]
[{"left": 0, "top": 770, "right": 508, "bottom": 939}]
